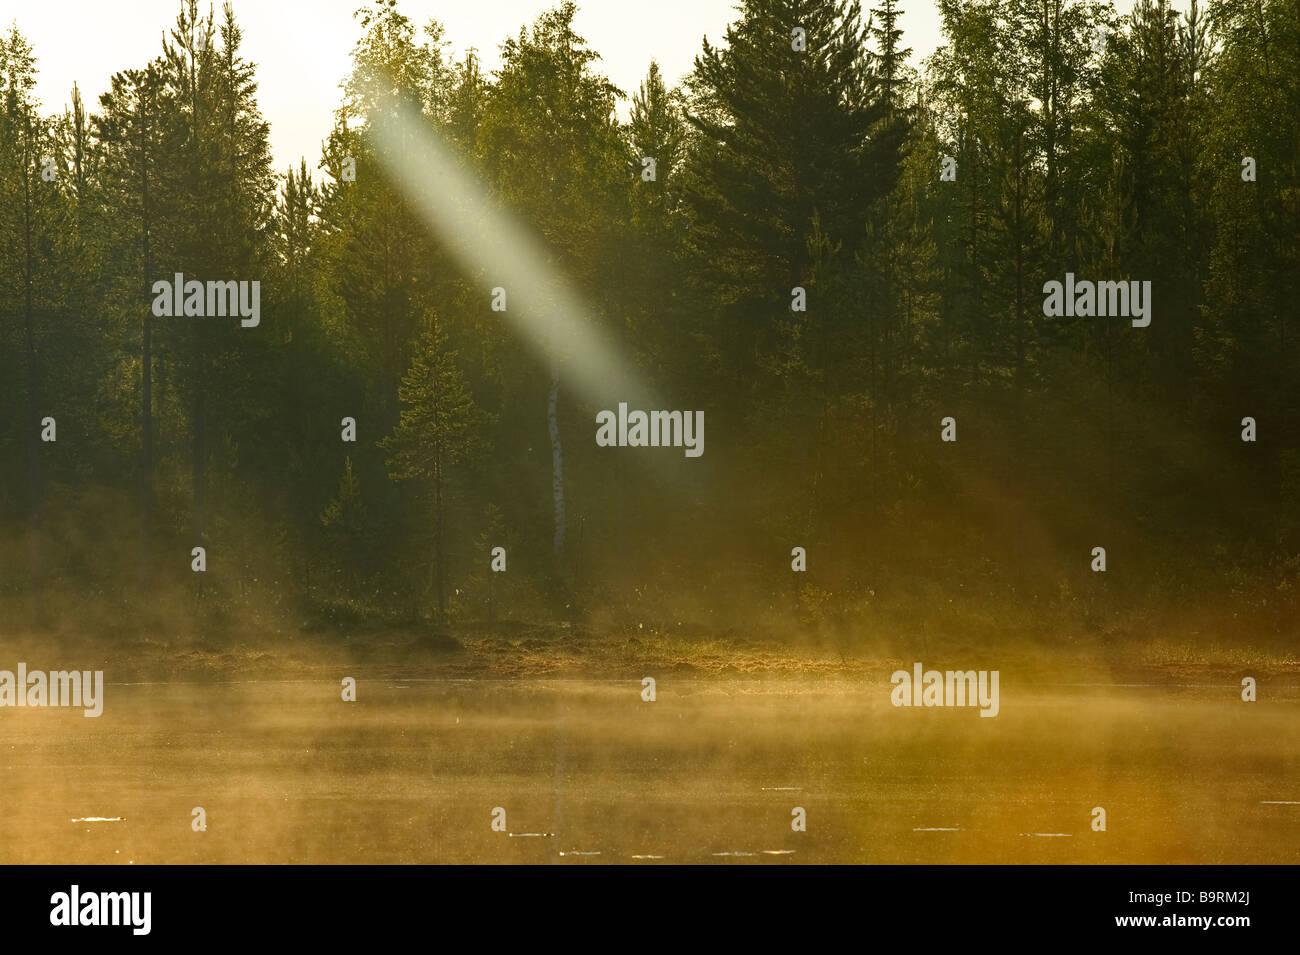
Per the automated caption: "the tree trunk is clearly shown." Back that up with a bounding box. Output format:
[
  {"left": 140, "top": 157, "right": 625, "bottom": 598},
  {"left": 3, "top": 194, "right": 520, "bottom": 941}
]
[
  {"left": 139, "top": 81, "right": 154, "bottom": 581},
  {"left": 548, "top": 356, "right": 565, "bottom": 557},
  {"left": 22, "top": 114, "right": 43, "bottom": 594},
  {"left": 434, "top": 450, "right": 446, "bottom": 621}
]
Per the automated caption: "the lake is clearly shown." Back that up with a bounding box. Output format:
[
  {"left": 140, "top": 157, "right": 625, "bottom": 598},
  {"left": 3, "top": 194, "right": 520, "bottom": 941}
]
[{"left": 1, "top": 674, "right": 1295, "bottom": 863}]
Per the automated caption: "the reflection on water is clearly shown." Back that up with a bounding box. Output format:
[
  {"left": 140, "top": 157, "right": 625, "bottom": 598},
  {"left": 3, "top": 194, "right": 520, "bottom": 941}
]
[{"left": 0, "top": 675, "right": 1296, "bottom": 863}]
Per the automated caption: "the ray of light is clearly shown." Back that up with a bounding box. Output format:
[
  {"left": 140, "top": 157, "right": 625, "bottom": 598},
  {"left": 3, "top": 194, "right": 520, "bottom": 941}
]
[{"left": 367, "top": 100, "right": 655, "bottom": 410}]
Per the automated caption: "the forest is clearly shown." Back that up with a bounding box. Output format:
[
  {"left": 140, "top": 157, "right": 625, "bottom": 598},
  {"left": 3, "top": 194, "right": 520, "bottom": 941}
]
[{"left": 1, "top": 0, "right": 1298, "bottom": 655}]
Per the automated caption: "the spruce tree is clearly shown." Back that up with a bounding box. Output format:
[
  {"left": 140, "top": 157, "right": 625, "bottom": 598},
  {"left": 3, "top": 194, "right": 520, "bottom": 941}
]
[{"left": 380, "top": 321, "right": 492, "bottom": 622}]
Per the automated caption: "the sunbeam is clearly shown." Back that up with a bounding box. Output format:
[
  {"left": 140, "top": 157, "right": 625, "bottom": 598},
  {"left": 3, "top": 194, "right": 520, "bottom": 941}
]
[{"left": 367, "top": 99, "right": 656, "bottom": 410}]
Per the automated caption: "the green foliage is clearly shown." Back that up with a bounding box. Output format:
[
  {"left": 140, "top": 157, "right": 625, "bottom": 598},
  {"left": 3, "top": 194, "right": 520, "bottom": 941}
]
[{"left": 3, "top": 0, "right": 1300, "bottom": 644}]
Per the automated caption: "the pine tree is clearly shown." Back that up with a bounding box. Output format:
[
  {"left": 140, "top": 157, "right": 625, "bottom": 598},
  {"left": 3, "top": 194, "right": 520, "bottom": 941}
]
[
  {"left": 622, "top": 61, "right": 691, "bottom": 379},
  {"left": 0, "top": 26, "right": 64, "bottom": 579},
  {"left": 152, "top": 0, "right": 275, "bottom": 547},
  {"left": 684, "top": 0, "right": 885, "bottom": 401},
  {"left": 321, "top": 455, "right": 367, "bottom": 591},
  {"left": 380, "top": 321, "right": 492, "bottom": 621},
  {"left": 96, "top": 62, "right": 170, "bottom": 566}
]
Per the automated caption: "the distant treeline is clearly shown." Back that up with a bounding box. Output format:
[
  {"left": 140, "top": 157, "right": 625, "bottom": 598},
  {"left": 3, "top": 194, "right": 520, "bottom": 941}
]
[{"left": 1, "top": 0, "right": 1297, "bottom": 642}]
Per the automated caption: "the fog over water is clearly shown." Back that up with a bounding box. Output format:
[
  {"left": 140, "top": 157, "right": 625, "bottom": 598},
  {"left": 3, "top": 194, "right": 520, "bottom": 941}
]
[{"left": 3, "top": 673, "right": 1294, "bottom": 864}]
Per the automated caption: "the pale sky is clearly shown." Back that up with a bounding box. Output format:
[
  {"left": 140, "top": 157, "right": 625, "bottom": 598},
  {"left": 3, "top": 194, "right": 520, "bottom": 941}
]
[{"left": 16, "top": 0, "right": 1162, "bottom": 176}]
